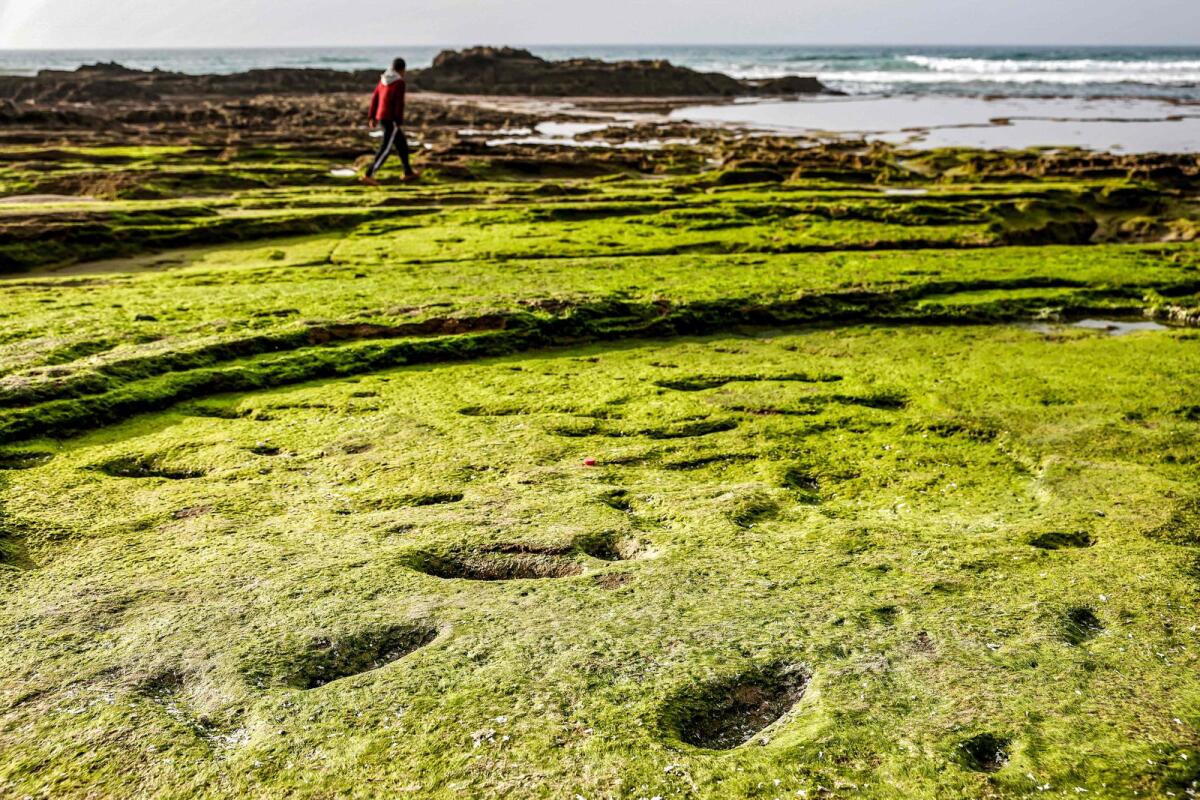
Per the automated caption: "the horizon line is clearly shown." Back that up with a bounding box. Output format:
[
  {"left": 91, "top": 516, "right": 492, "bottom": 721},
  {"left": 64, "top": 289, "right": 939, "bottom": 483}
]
[{"left": 1, "top": 42, "right": 1196, "bottom": 52}]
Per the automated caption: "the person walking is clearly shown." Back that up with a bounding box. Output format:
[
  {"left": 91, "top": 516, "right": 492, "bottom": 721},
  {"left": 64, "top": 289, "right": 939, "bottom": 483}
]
[{"left": 362, "top": 58, "right": 419, "bottom": 185}]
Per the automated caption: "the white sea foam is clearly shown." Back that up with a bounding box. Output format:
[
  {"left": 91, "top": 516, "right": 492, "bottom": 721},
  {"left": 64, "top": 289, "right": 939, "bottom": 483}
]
[
  {"left": 905, "top": 55, "right": 1200, "bottom": 74},
  {"left": 667, "top": 54, "right": 1200, "bottom": 94},
  {"left": 825, "top": 69, "right": 1200, "bottom": 86}
]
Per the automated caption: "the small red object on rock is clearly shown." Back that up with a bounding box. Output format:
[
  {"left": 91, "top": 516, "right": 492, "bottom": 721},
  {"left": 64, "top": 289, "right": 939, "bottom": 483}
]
[{"left": 583, "top": 458, "right": 597, "bottom": 467}]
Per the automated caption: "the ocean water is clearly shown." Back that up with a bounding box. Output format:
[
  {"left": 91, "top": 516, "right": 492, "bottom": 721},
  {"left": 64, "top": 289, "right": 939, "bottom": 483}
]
[{"left": 1, "top": 45, "right": 1198, "bottom": 101}]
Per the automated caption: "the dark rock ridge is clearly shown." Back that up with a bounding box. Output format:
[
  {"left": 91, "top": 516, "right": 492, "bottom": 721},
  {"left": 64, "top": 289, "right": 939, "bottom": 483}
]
[
  {"left": 0, "top": 47, "right": 834, "bottom": 105},
  {"left": 0, "top": 64, "right": 378, "bottom": 104},
  {"left": 413, "top": 47, "right": 834, "bottom": 97}
]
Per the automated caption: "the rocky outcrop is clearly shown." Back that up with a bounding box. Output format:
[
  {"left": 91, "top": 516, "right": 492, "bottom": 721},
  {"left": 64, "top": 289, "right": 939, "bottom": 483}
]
[
  {"left": 1, "top": 66, "right": 378, "bottom": 104},
  {"left": 409, "top": 47, "right": 833, "bottom": 97},
  {"left": 189, "top": 69, "right": 379, "bottom": 96},
  {"left": 752, "top": 75, "right": 830, "bottom": 96}
]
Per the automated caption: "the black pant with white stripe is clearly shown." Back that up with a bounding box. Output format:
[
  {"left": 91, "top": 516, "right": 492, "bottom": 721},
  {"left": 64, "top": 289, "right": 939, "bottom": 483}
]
[{"left": 366, "top": 121, "right": 413, "bottom": 178}]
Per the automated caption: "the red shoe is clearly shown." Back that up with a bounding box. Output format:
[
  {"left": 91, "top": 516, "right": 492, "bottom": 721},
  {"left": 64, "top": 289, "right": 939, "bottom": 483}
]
[
  {"left": 359, "top": 175, "right": 380, "bottom": 187},
  {"left": 402, "top": 171, "right": 422, "bottom": 183}
]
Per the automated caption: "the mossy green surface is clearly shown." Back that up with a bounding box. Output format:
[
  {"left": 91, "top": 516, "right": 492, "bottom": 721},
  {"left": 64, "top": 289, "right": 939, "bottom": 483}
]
[
  {"left": 0, "top": 143, "right": 1193, "bottom": 273},
  {"left": 3, "top": 326, "right": 1200, "bottom": 798},
  {"left": 1, "top": 145, "right": 1199, "bottom": 798}
]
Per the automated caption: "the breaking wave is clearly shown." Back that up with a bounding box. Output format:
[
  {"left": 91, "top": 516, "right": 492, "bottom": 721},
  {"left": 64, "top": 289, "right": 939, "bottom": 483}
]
[
  {"left": 895, "top": 55, "right": 1200, "bottom": 86},
  {"left": 831, "top": 69, "right": 1200, "bottom": 86}
]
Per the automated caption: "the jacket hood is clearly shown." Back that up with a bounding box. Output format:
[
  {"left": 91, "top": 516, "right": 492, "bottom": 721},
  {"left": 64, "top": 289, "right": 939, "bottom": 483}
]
[{"left": 380, "top": 68, "right": 404, "bottom": 86}]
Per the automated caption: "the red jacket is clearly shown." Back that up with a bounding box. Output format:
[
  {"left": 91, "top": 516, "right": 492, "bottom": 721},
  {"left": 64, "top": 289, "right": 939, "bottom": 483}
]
[{"left": 369, "top": 78, "right": 406, "bottom": 123}]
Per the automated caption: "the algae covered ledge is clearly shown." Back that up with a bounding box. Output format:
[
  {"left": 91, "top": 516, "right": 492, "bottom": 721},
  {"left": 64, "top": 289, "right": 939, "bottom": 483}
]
[{"left": 1, "top": 53, "right": 1200, "bottom": 800}]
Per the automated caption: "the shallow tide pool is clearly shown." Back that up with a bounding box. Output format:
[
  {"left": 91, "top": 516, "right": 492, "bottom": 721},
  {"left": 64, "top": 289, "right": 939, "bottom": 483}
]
[{"left": 671, "top": 95, "right": 1200, "bottom": 153}]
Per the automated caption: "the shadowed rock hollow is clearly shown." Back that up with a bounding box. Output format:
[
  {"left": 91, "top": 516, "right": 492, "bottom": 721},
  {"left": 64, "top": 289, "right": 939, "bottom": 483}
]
[
  {"left": 278, "top": 624, "right": 440, "bottom": 689},
  {"left": 408, "top": 550, "right": 585, "bottom": 581},
  {"left": 670, "top": 663, "right": 810, "bottom": 750}
]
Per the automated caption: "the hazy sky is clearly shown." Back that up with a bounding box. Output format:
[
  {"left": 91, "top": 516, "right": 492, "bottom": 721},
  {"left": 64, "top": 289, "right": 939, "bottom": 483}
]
[{"left": 0, "top": 0, "right": 1196, "bottom": 49}]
